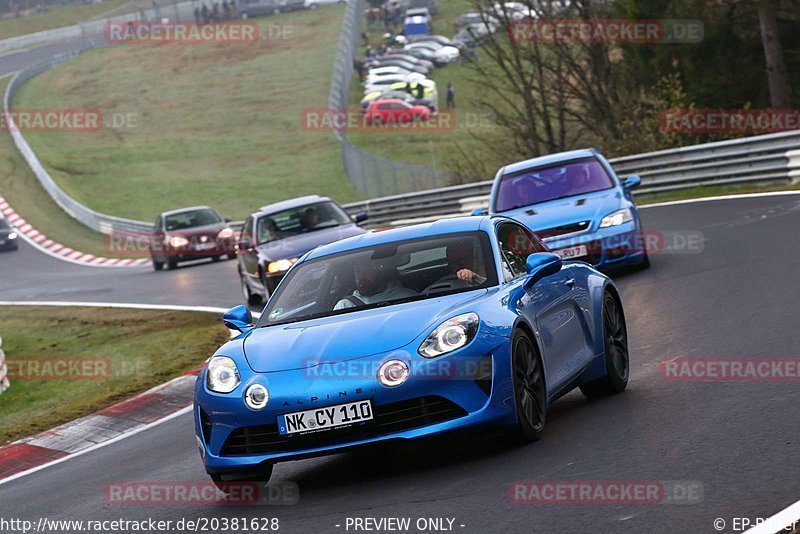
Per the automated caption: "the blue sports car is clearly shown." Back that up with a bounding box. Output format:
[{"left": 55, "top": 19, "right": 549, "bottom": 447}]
[
  {"left": 194, "top": 216, "right": 630, "bottom": 487},
  {"left": 479, "top": 149, "right": 649, "bottom": 271}
]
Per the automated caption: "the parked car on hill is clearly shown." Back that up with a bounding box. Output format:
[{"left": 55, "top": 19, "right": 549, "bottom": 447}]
[
  {"left": 361, "top": 89, "right": 437, "bottom": 112},
  {"left": 364, "top": 98, "right": 432, "bottom": 126}
]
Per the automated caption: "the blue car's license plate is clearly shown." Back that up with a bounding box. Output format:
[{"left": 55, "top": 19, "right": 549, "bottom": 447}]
[{"left": 277, "top": 400, "right": 373, "bottom": 435}]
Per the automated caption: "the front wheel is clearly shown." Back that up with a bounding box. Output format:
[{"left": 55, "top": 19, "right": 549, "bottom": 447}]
[
  {"left": 580, "top": 291, "right": 629, "bottom": 398},
  {"left": 240, "top": 270, "right": 263, "bottom": 306},
  {"left": 210, "top": 464, "right": 274, "bottom": 495},
  {"left": 152, "top": 258, "right": 164, "bottom": 271},
  {"left": 509, "top": 329, "right": 546, "bottom": 442}
]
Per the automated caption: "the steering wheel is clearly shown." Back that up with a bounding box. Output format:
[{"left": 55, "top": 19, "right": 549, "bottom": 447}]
[{"left": 424, "top": 274, "right": 469, "bottom": 293}]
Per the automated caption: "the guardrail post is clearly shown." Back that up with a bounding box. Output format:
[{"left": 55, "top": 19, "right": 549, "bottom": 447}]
[{"left": 787, "top": 149, "right": 800, "bottom": 184}]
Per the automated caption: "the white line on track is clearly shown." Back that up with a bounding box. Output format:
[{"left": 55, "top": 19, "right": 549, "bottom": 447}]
[
  {"left": 0, "top": 405, "right": 193, "bottom": 487},
  {"left": 639, "top": 189, "right": 800, "bottom": 210},
  {"left": 743, "top": 499, "right": 800, "bottom": 533}
]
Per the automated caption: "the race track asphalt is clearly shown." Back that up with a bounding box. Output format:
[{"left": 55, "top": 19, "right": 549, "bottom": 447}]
[{"left": 2, "top": 193, "right": 800, "bottom": 533}]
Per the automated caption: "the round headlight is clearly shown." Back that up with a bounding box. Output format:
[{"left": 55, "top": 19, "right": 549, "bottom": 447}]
[
  {"left": 217, "top": 228, "right": 234, "bottom": 239},
  {"left": 169, "top": 235, "right": 190, "bottom": 248},
  {"left": 419, "top": 313, "right": 479, "bottom": 358},
  {"left": 378, "top": 359, "right": 409, "bottom": 387},
  {"left": 244, "top": 383, "right": 269, "bottom": 410},
  {"left": 206, "top": 356, "right": 241, "bottom": 393}
]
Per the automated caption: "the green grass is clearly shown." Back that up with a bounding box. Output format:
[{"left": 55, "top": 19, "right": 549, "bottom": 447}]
[
  {"left": 0, "top": 77, "right": 146, "bottom": 258},
  {"left": 0, "top": 0, "right": 132, "bottom": 41},
  {"left": 0, "top": 306, "right": 228, "bottom": 445},
  {"left": 14, "top": 6, "right": 362, "bottom": 223}
]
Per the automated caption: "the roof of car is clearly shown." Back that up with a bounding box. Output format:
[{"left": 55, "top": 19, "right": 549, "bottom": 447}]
[
  {"left": 307, "top": 216, "right": 489, "bottom": 260},
  {"left": 501, "top": 148, "right": 599, "bottom": 175},
  {"left": 160, "top": 205, "right": 215, "bottom": 217},
  {"left": 257, "top": 195, "right": 330, "bottom": 216}
]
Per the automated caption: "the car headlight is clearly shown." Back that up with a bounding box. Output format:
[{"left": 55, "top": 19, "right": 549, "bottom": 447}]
[
  {"left": 206, "top": 356, "right": 241, "bottom": 393},
  {"left": 599, "top": 208, "right": 633, "bottom": 228},
  {"left": 7, "top": 232, "right": 17, "bottom": 240},
  {"left": 217, "top": 228, "right": 234, "bottom": 239},
  {"left": 169, "top": 235, "right": 190, "bottom": 248},
  {"left": 267, "top": 258, "right": 298, "bottom": 273},
  {"left": 419, "top": 313, "right": 479, "bottom": 358}
]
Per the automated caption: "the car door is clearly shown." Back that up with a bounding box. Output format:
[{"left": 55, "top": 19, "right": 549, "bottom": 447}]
[
  {"left": 497, "top": 222, "right": 591, "bottom": 391},
  {"left": 238, "top": 216, "right": 260, "bottom": 288}
]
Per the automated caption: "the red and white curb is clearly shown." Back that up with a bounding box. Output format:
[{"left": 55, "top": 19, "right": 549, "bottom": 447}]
[
  {"left": 0, "top": 301, "right": 256, "bottom": 485},
  {"left": 0, "top": 195, "right": 150, "bottom": 268},
  {"left": 0, "top": 372, "right": 200, "bottom": 483}
]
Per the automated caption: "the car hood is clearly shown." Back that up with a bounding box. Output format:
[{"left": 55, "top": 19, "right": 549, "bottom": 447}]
[
  {"left": 256, "top": 224, "right": 364, "bottom": 262},
  {"left": 243, "top": 290, "right": 488, "bottom": 372},
  {"left": 497, "top": 189, "right": 624, "bottom": 234}
]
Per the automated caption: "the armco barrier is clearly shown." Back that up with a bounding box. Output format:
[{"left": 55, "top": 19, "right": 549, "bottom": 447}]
[
  {"left": 0, "top": 335, "right": 9, "bottom": 395},
  {"left": 342, "top": 130, "right": 800, "bottom": 228}
]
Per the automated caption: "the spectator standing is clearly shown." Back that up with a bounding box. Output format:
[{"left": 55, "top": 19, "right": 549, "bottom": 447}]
[
  {"left": 446, "top": 82, "right": 455, "bottom": 108},
  {"left": 222, "top": 0, "right": 230, "bottom": 19},
  {"left": 354, "top": 58, "right": 366, "bottom": 82},
  {"left": 201, "top": 3, "right": 210, "bottom": 23},
  {"left": 194, "top": 5, "right": 201, "bottom": 22},
  {"left": 212, "top": 3, "right": 219, "bottom": 20}
]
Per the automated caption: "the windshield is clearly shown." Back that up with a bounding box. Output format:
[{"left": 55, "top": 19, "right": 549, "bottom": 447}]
[
  {"left": 164, "top": 209, "right": 221, "bottom": 231},
  {"left": 494, "top": 157, "right": 614, "bottom": 212},
  {"left": 0, "top": 219, "right": 9, "bottom": 230},
  {"left": 257, "top": 201, "right": 352, "bottom": 245},
  {"left": 259, "top": 231, "right": 498, "bottom": 327}
]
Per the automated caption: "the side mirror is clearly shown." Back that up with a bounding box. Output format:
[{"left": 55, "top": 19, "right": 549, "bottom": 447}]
[
  {"left": 523, "top": 252, "right": 562, "bottom": 288},
  {"left": 471, "top": 207, "right": 488, "bottom": 216},
  {"left": 224, "top": 217, "right": 232, "bottom": 223},
  {"left": 353, "top": 211, "right": 368, "bottom": 224},
  {"left": 223, "top": 305, "right": 253, "bottom": 333},
  {"left": 622, "top": 175, "right": 641, "bottom": 189}
]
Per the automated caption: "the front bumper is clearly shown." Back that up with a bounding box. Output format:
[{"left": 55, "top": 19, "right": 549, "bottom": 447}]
[
  {"left": 544, "top": 220, "right": 646, "bottom": 269},
  {"left": 194, "top": 334, "right": 515, "bottom": 473}
]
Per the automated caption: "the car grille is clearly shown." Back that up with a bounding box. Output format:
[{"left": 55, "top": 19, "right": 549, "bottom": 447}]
[
  {"left": 219, "top": 396, "right": 467, "bottom": 456},
  {"left": 535, "top": 221, "right": 590, "bottom": 240}
]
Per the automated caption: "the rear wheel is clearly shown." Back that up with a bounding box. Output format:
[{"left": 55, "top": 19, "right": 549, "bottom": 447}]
[
  {"left": 210, "top": 464, "right": 274, "bottom": 495},
  {"left": 509, "top": 329, "right": 546, "bottom": 442},
  {"left": 211, "top": 255, "right": 221, "bottom": 263},
  {"left": 580, "top": 291, "right": 629, "bottom": 398}
]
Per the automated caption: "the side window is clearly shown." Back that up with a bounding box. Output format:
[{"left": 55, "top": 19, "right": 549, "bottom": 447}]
[
  {"left": 497, "top": 223, "right": 546, "bottom": 279},
  {"left": 241, "top": 216, "right": 254, "bottom": 243}
]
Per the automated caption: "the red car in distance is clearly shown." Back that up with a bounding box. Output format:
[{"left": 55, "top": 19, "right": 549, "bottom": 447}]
[{"left": 364, "top": 99, "right": 432, "bottom": 126}]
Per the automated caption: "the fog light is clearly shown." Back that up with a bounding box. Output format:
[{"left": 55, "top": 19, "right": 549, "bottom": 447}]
[
  {"left": 244, "top": 383, "right": 269, "bottom": 410},
  {"left": 378, "top": 359, "right": 409, "bottom": 387}
]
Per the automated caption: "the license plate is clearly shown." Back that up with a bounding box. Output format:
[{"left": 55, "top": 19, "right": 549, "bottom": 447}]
[
  {"left": 196, "top": 242, "right": 216, "bottom": 250},
  {"left": 555, "top": 245, "right": 588, "bottom": 259},
  {"left": 277, "top": 400, "right": 373, "bottom": 435}
]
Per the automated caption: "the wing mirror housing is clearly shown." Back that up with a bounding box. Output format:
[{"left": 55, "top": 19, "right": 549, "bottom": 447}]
[
  {"left": 523, "top": 252, "right": 563, "bottom": 289},
  {"left": 471, "top": 207, "right": 488, "bottom": 216},
  {"left": 223, "top": 305, "right": 253, "bottom": 333},
  {"left": 353, "top": 211, "right": 368, "bottom": 224},
  {"left": 622, "top": 175, "right": 641, "bottom": 189}
]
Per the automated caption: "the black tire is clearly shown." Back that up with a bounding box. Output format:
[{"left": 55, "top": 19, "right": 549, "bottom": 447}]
[
  {"left": 210, "top": 464, "right": 274, "bottom": 495},
  {"left": 241, "top": 270, "right": 263, "bottom": 306},
  {"left": 152, "top": 258, "right": 164, "bottom": 271},
  {"left": 211, "top": 255, "right": 221, "bottom": 263},
  {"left": 509, "top": 329, "right": 546, "bottom": 442},
  {"left": 580, "top": 291, "right": 629, "bottom": 398},
  {"left": 166, "top": 257, "right": 178, "bottom": 270}
]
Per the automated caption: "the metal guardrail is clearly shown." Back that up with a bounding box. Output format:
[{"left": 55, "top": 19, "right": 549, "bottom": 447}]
[
  {"left": 342, "top": 129, "right": 800, "bottom": 228},
  {"left": 0, "top": 335, "right": 9, "bottom": 395}
]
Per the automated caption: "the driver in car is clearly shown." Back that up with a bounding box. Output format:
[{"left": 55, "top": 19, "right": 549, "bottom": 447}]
[
  {"left": 424, "top": 242, "right": 486, "bottom": 292},
  {"left": 334, "top": 262, "right": 417, "bottom": 310}
]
